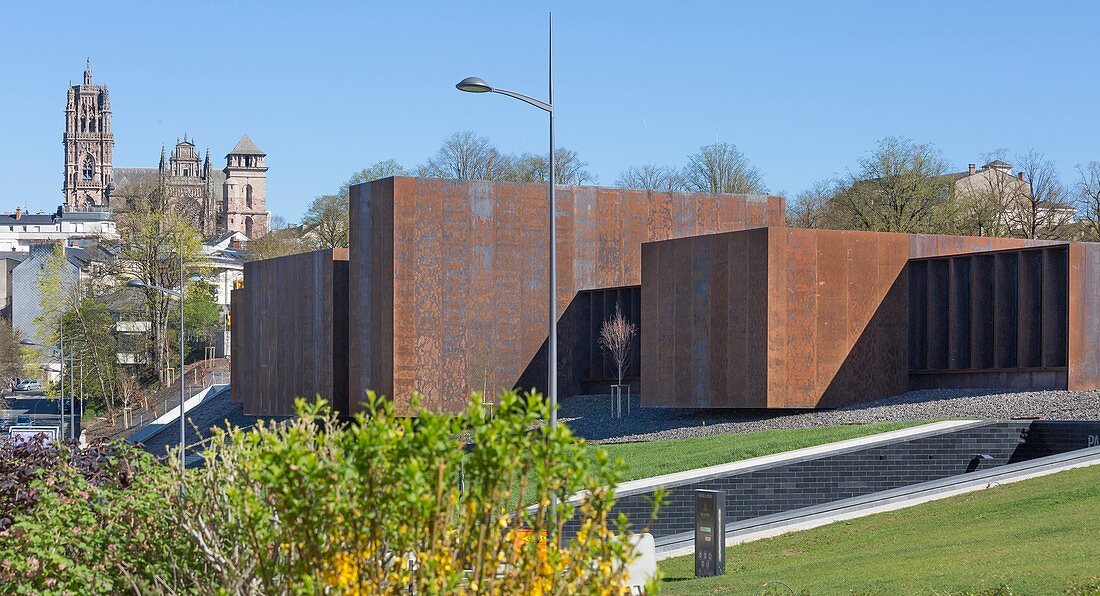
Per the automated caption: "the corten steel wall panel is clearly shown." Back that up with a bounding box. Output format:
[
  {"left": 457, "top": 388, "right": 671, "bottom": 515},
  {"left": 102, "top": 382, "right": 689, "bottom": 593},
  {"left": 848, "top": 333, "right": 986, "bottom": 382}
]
[
  {"left": 234, "top": 249, "right": 348, "bottom": 417},
  {"left": 1068, "top": 243, "right": 1100, "bottom": 390},
  {"left": 352, "top": 178, "right": 783, "bottom": 413},
  {"left": 644, "top": 228, "right": 1067, "bottom": 409},
  {"left": 640, "top": 228, "right": 770, "bottom": 408},
  {"left": 230, "top": 288, "right": 243, "bottom": 401},
  {"left": 349, "top": 179, "right": 395, "bottom": 413}
]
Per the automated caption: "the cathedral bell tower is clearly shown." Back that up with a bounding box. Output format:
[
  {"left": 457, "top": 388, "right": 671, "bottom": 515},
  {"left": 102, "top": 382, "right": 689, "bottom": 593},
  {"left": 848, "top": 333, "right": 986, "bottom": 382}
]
[
  {"left": 222, "top": 135, "right": 269, "bottom": 238},
  {"left": 63, "top": 59, "right": 114, "bottom": 210}
]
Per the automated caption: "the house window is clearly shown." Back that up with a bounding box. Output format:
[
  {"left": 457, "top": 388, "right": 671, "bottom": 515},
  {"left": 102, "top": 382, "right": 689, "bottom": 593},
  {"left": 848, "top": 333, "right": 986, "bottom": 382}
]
[{"left": 82, "top": 155, "right": 95, "bottom": 181}]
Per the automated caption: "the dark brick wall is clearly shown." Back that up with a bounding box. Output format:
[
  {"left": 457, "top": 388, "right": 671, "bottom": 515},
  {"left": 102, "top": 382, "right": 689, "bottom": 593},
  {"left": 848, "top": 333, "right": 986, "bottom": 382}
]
[
  {"left": 574, "top": 422, "right": 1033, "bottom": 539},
  {"left": 1010, "top": 420, "right": 1100, "bottom": 461}
]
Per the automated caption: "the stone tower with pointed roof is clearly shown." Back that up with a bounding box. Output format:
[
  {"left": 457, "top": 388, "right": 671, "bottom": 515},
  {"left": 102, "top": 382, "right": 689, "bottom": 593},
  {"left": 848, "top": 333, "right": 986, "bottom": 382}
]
[
  {"left": 222, "top": 135, "right": 269, "bottom": 238},
  {"left": 63, "top": 59, "right": 114, "bottom": 210}
]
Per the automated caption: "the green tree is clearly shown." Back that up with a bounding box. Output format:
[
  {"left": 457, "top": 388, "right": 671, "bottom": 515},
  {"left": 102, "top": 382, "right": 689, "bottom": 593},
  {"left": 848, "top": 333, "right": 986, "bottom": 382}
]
[
  {"left": 117, "top": 206, "right": 207, "bottom": 383},
  {"left": 302, "top": 160, "right": 408, "bottom": 250},
  {"left": 301, "top": 193, "right": 350, "bottom": 249},
  {"left": 832, "top": 136, "right": 955, "bottom": 233},
  {"left": 0, "top": 321, "right": 22, "bottom": 383},
  {"left": 175, "top": 280, "right": 221, "bottom": 358},
  {"left": 338, "top": 158, "right": 407, "bottom": 195},
  {"left": 62, "top": 299, "right": 121, "bottom": 417}
]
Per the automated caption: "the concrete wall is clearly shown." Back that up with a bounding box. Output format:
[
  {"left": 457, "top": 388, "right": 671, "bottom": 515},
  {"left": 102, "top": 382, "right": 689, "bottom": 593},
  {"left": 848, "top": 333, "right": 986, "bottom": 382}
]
[
  {"left": 348, "top": 177, "right": 785, "bottom": 414},
  {"left": 232, "top": 248, "right": 349, "bottom": 416}
]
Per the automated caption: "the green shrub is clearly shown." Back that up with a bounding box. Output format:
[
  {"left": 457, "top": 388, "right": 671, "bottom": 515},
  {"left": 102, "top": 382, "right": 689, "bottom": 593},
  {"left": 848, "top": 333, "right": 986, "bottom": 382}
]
[
  {"left": 0, "top": 439, "right": 202, "bottom": 593},
  {"left": 0, "top": 390, "right": 658, "bottom": 594}
]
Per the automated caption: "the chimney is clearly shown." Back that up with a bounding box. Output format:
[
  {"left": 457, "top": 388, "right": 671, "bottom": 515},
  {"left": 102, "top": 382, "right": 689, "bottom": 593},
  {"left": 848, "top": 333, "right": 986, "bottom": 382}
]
[
  {"left": 968, "top": 164, "right": 976, "bottom": 175},
  {"left": 1018, "top": 171, "right": 1025, "bottom": 181},
  {"left": 14, "top": 207, "right": 22, "bottom": 220}
]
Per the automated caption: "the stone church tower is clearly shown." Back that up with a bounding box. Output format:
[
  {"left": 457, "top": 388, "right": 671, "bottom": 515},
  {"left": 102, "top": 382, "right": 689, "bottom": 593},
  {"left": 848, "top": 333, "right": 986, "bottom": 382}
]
[
  {"left": 63, "top": 60, "right": 114, "bottom": 209},
  {"left": 222, "top": 135, "right": 269, "bottom": 237}
]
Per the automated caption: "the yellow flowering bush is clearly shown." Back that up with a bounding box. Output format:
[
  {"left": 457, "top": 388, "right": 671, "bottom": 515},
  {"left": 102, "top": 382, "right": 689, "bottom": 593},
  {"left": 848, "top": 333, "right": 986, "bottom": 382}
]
[{"left": 175, "top": 390, "right": 660, "bottom": 594}]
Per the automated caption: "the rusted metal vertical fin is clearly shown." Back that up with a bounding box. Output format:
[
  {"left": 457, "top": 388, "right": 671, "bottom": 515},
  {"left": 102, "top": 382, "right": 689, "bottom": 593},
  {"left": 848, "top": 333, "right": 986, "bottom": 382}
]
[
  {"left": 926, "top": 259, "right": 949, "bottom": 370},
  {"left": 907, "top": 260, "right": 927, "bottom": 370},
  {"left": 1017, "top": 250, "right": 1043, "bottom": 368},
  {"left": 993, "top": 252, "right": 1018, "bottom": 368},
  {"left": 970, "top": 254, "right": 995, "bottom": 370},
  {"left": 948, "top": 257, "right": 971, "bottom": 369},
  {"left": 1040, "top": 247, "right": 1068, "bottom": 368}
]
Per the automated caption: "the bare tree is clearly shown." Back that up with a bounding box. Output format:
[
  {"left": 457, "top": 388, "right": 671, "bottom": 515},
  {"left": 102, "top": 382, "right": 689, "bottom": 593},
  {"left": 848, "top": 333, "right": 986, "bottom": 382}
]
[
  {"left": 503, "top": 148, "right": 596, "bottom": 185},
  {"left": 951, "top": 156, "right": 1024, "bottom": 238},
  {"left": 1009, "top": 150, "right": 1076, "bottom": 239},
  {"left": 615, "top": 164, "right": 686, "bottom": 192},
  {"left": 832, "top": 136, "right": 954, "bottom": 233},
  {"left": 684, "top": 141, "right": 766, "bottom": 195},
  {"left": 598, "top": 303, "right": 637, "bottom": 386},
  {"left": 1077, "top": 162, "right": 1100, "bottom": 241},
  {"left": 787, "top": 179, "right": 843, "bottom": 229},
  {"left": 418, "top": 131, "right": 509, "bottom": 181}
]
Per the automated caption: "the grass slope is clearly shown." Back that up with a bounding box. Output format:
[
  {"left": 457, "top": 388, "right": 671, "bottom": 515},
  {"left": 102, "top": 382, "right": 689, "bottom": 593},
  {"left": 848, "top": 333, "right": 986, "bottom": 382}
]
[
  {"left": 659, "top": 465, "right": 1100, "bottom": 595},
  {"left": 595, "top": 422, "right": 924, "bottom": 483}
]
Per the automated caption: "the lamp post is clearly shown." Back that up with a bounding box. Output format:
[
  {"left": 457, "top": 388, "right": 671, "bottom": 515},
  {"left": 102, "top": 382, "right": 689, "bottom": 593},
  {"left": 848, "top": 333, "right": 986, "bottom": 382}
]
[
  {"left": 456, "top": 13, "right": 559, "bottom": 516},
  {"left": 128, "top": 270, "right": 185, "bottom": 469}
]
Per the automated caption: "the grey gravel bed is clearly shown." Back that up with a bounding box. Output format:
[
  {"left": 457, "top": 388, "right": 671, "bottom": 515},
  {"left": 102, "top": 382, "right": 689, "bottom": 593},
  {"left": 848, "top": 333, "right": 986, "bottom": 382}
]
[{"left": 557, "top": 389, "right": 1100, "bottom": 444}]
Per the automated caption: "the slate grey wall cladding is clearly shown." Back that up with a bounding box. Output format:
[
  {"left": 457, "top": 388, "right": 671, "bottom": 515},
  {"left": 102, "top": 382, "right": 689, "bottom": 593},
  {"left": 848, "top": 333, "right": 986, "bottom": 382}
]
[
  {"left": 1011, "top": 420, "right": 1100, "bottom": 461},
  {"left": 570, "top": 422, "right": 1035, "bottom": 539}
]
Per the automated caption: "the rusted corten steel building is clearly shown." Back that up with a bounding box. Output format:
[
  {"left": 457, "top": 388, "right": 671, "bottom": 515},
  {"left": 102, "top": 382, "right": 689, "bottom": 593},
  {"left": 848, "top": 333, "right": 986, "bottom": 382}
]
[
  {"left": 231, "top": 249, "right": 349, "bottom": 416},
  {"left": 348, "top": 177, "right": 784, "bottom": 414},
  {"left": 641, "top": 226, "right": 1100, "bottom": 409}
]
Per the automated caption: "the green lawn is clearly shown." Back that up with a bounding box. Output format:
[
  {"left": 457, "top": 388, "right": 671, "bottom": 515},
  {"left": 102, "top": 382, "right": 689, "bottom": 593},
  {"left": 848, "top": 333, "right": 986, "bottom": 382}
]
[
  {"left": 594, "top": 421, "right": 925, "bottom": 483},
  {"left": 658, "top": 465, "right": 1100, "bottom": 595}
]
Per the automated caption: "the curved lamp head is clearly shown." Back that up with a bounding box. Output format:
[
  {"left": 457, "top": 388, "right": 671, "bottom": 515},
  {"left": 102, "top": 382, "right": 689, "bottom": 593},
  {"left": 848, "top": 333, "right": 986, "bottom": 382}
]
[
  {"left": 19, "top": 339, "right": 41, "bottom": 347},
  {"left": 456, "top": 77, "right": 492, "bottom": 93},
  {"left": 126, "top": 279, "right": 148, "bottom": 289}
]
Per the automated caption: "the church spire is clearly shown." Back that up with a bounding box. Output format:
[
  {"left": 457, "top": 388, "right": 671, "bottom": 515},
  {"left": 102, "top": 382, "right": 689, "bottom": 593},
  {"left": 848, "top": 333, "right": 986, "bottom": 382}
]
[
  {"left": 159, "top": 144, "right": 167, "bottom": 171},
  {"left": 83, "top": 58, "right": 93, "bottom": 85}
]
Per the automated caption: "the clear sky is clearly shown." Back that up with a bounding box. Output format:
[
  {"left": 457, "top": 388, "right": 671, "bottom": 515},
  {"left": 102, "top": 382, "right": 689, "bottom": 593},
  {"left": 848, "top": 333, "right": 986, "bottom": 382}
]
[{"left": 2, "top": 1, "right": 1099, "bottom": 221}]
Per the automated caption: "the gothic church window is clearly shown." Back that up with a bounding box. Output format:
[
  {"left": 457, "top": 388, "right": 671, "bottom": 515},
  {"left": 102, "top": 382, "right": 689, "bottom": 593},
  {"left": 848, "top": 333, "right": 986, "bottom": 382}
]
[
  {"left": 82, "top": 155, "right": 95, "bottom": 181},
  {"left": 246, "top": 185, "right": 253, "bottom": 209},
  {"left": 245, "top": 216, "right": 254, "bottom": 238}
]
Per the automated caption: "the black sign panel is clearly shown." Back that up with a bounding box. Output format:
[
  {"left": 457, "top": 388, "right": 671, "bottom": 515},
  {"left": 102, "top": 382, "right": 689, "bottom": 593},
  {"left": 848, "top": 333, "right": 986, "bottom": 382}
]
[{"left": 695, "top": 489, "right": 725, "bottom": 577}]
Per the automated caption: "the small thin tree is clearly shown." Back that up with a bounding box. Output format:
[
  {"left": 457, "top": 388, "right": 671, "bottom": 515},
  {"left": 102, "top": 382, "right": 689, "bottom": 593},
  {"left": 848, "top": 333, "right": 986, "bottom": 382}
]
[{"left": 599, "top": 303, "right": 637, "bottom": 387}]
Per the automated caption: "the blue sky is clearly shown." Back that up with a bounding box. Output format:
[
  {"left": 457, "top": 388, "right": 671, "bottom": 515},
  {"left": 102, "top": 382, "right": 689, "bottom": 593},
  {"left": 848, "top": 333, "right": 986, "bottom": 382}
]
[{"left": 2, "top": 1, "right": 1099, "bottom": 221}]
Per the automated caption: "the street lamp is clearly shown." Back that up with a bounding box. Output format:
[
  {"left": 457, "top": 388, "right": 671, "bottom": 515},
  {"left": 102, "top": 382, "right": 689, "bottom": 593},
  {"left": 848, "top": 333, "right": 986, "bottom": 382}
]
[
  {"left": 127, "top": 276, "right": 185, "bottom": 468},
  {"left": 457, "top": 13, "right": 560, "bottom": 514}
]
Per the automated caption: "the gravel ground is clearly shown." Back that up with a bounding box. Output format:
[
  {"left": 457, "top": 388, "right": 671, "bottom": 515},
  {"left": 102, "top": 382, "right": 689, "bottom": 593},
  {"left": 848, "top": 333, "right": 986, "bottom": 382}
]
[{"left": 559, "top": 389, "right": 1100, "bottom": 444}]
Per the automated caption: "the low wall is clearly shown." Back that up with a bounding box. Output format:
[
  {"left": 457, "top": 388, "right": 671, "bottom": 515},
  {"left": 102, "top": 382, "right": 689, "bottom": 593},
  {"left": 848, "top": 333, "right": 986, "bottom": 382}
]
[{"left": 574, "top": 420, "right": 1100, "bottom": 539}]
